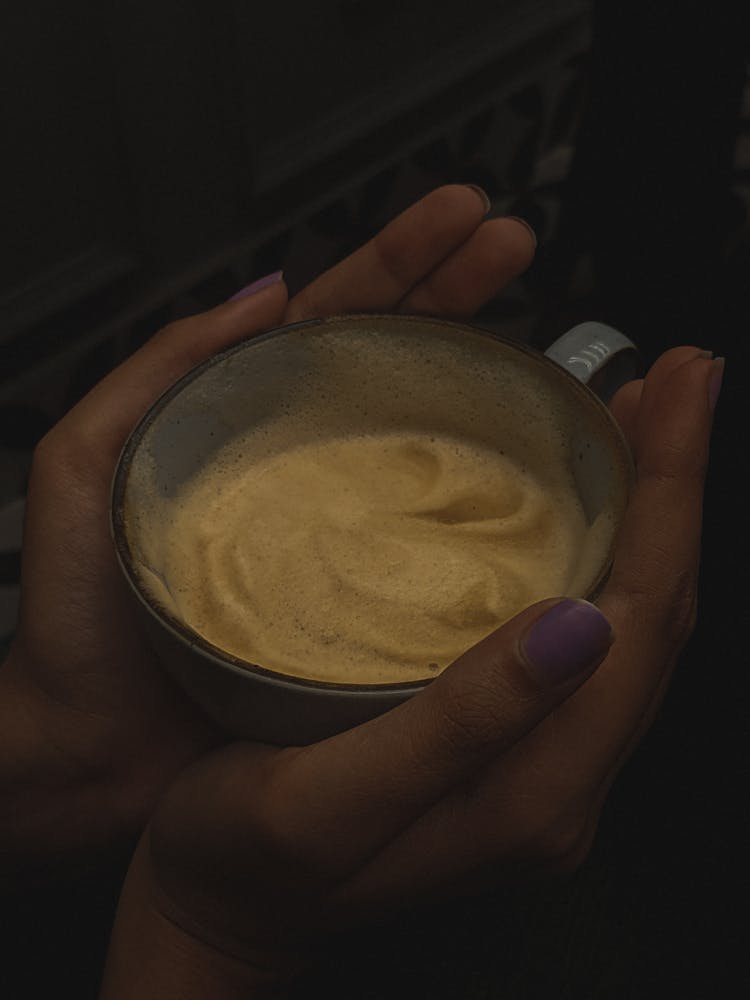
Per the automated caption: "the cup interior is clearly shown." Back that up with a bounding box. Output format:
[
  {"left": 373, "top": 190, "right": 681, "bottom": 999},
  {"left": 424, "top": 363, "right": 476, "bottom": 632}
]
[{"left": 113, "top": 314, "right": 632, "bottom": 688}]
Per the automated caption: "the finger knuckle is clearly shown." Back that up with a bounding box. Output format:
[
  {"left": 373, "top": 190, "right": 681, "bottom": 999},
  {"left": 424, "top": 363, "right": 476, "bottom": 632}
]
[
  {"left": 512, "top": 800, "right": 594, "bottom": 873},
  {"left": 439, "top": 697, "right": 491, "bottom": 756},
  {"left": 620, "top": 568, "right": 698, "bottom": 650},
  {"left": 545, "top": 816, "right": 597, "bottom": 875},
  {"left": 245, "top": 792, "right": 314, "bottom": 874},
  {"left": 252, "top": 779, "right": 341, "bottom": 884},
  {"left": 438, "top": 674, "right": 530, "bottom": 757},
  {"left": 648, "top": 441, "right": 706, "bottom": 482}
]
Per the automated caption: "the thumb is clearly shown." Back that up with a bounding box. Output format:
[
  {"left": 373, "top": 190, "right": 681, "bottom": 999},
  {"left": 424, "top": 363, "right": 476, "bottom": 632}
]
[{"left": 275, "top": 598, "right": 613, "bottom": 870}]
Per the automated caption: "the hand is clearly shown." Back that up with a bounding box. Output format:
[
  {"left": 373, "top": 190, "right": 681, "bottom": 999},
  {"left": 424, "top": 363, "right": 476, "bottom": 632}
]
[
  {"left": 0, "top": 185, "right": 535, "bottom": 862},
  {"left": 100, "top": 350, "right": 719, "bottom": 994}
]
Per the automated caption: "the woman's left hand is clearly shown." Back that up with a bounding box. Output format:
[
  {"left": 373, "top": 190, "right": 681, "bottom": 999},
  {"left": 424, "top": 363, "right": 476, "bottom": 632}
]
[{"left": 1, "top": 186, "right": 535, "bottom": 863}]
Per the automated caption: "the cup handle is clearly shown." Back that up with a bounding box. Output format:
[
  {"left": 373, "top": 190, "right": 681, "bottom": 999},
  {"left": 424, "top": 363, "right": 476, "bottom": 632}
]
[{"left": 543, "top": 322, "right": 642, "bottom": 403}]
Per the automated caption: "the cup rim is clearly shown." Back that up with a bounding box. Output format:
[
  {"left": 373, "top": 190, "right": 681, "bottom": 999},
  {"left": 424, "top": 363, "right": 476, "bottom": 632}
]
[{"left": 111, "top": 312, "right": 634, "bottom": 694}]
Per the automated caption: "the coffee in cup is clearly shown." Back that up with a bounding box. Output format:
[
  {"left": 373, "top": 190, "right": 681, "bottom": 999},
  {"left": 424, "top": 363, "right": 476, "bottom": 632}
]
[
  {"left": 113, "top": 315, "right": 634, "bottom": 742},
  {"left": 154, "top": 426, "right": 594, "bottom": 685}
]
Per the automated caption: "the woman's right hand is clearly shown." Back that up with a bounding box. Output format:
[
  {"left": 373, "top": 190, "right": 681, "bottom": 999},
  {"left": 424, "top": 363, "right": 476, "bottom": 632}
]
[{"left": 100, "top": 347, "right": 720, "bottom": 998}]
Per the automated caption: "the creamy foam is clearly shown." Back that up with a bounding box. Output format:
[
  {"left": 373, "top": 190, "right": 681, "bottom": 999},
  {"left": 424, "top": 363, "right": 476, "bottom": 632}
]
[
  {"left": 147, "top": 430, "right": 586, "bottom": 683},
  {"left": 122, "top": 317, "right": 628, "bottom": 685}
]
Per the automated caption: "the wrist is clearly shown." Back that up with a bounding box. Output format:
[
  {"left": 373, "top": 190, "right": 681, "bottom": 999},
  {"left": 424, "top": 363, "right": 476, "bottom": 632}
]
[{"left": 101, "top": 836, "right": 292, "bottom": 1000}]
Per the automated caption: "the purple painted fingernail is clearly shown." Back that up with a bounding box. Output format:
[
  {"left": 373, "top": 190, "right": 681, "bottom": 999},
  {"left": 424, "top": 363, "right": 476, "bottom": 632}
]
[
  {"left": 229, "top": 270, "right": 284, "bottom": 302},
  {"left": 521, "top": 599, "right": 613, "bottom": 688},
  {"left": 709, "top": 357, "right": 725, "bottom": 412}
]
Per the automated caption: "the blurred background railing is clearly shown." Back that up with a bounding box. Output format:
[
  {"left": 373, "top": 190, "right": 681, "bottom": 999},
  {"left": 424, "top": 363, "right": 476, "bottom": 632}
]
[{"left": 1, "top": 6, "right": 749, "bottom": 995}]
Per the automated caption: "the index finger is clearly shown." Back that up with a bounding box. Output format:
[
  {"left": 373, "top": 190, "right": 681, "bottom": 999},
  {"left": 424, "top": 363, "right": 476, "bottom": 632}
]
[{"left": 284, "top": 185, "right": 490, "bottom": 321}]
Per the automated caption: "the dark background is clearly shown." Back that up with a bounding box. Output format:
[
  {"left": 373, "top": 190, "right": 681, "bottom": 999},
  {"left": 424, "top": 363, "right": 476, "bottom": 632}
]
[{"left": 2, "top": 1, "right": 749, "bottom": 996}]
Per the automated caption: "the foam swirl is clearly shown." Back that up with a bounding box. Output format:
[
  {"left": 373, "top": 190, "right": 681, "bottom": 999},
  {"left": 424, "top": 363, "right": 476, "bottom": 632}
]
[{"left": 157, "top": 431, "right": 587, "bottom": 684}]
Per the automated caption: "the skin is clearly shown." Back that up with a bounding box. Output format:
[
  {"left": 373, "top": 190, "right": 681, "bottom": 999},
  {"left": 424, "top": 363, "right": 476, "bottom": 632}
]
[
  {"left": 0, "top": 185, "right": 718, "bottom": 996},
  {"left": 99, "top": 344, "right": 717, "bottom": 1000},
  {"left": 0, "top": 185, "right": 535, "bottom": 868}
]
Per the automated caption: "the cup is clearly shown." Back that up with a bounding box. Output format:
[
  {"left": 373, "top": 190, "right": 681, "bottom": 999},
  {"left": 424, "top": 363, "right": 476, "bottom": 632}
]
[{"left": 111, "top": 315, "right": 636, "bottom": 745}]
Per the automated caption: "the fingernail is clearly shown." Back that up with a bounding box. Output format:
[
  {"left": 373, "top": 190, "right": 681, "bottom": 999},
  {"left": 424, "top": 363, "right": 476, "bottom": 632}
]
[
  {"left": 229, "top": 270, "right": 284, "bottom": 302},
  {"left": 505, "top": 216, "right": 537, "bottom": 249},
  {"left": 709, "top": 357, "right": 725, "bottom": 411},
  {"left": 521, "top": 599, "right": 613, "bottom": 688},
  {"left": 464, "top": 184, "right": 492, "bottom": 216}
]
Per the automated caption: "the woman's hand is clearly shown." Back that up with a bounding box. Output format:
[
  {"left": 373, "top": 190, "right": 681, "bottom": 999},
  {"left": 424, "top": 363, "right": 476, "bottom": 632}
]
[
  {"left": 100, "top": 349, "right": 719, "bottom": 997},
  {"left": 0, "top": 185, "right": 535, "bottom": 864}
]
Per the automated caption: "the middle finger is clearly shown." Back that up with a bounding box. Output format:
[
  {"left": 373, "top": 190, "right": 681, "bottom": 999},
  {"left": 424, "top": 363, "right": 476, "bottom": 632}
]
[{"left": 397, "top": 217, "right": 536, "bottom": 318}]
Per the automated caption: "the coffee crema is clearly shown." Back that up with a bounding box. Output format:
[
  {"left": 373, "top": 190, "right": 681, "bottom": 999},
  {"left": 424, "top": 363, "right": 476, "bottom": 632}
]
[
  {"left": 154, "top": 429, "right": 587, "bottom": 684},
  {"left": 123, "top": 317, "right": 627, "bottom": 689}
]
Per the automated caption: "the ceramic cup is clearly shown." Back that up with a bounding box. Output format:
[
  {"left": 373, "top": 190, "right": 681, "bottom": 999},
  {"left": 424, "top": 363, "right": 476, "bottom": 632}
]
[{"left": 111, "top": 315, "right": 637, "bottom": 745}]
